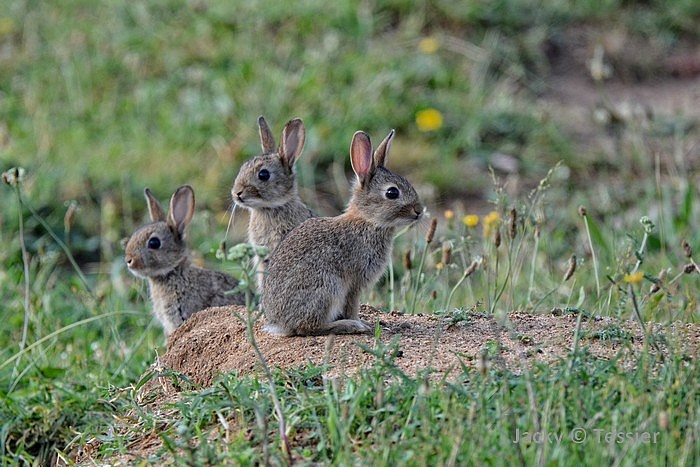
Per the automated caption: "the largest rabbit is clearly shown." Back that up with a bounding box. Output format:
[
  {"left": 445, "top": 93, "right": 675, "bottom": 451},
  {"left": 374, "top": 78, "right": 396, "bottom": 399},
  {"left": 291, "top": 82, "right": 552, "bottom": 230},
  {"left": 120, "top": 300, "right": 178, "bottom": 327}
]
[
  {"left": 232, "top": 116, "right": 314, "bottom": 287},
  {"left": 262, "top": 129, "right": 424, "bottom": 336}
]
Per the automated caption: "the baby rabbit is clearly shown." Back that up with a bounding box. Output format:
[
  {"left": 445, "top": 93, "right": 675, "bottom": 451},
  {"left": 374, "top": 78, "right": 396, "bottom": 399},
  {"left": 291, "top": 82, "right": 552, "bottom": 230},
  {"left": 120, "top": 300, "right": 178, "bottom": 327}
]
[
  {"left": 125, "top": 185, "right": 245, "bottom": 336},
  {"left": 231, "top": 116, "right": 314, "bottom": 286},
  {"left": 262, "top": 129, "right": 424, "bottom": 336}
]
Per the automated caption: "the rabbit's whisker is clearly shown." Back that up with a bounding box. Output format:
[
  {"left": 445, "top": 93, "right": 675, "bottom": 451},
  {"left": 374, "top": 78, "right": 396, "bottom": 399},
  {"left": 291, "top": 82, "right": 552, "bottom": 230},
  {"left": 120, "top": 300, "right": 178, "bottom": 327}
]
[
  {"left": 224, "top": 203, "right": 238, "bottom": 243},
  {"left": 413, "top": 213, "right": 433, "bottom": 239}
]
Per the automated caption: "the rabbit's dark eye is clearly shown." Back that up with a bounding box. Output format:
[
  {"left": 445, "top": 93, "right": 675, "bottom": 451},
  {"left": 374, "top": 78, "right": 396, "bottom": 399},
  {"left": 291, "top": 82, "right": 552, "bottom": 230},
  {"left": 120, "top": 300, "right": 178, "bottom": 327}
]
[
  {"left": 258, "top": 169, "right": 270, "bottom": 181},
  {"left": 147, "top": 237, "right": 161, "bottom": 249},
  {"left": 385, "top": 187, "right": 400, "bottom": 200}
]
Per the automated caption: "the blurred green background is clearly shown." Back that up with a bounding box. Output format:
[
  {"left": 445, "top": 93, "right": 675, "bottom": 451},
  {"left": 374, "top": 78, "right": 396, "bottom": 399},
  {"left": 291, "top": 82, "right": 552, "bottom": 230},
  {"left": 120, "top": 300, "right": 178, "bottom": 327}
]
[{"left": 2, "top": 0, "right": 698, "bottom": 248}]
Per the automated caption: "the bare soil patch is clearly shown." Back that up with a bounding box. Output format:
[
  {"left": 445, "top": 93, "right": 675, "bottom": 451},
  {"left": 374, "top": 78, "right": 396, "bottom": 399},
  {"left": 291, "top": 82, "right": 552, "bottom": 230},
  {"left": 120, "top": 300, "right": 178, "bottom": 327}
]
[
  {"left": 139, "top": 304, "right": 698, "bottom": 392},
  {"left": 541, "top": 26, "right": 700, "bottom": 156}
]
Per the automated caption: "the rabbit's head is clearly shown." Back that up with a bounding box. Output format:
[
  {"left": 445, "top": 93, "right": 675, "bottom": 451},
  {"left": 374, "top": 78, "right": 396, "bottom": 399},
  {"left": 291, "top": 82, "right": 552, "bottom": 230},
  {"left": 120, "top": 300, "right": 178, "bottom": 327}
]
[
  {"left": 125, "top": 185, "right": 195, "bottom": 278},
  {"left": 346, "top": 130, "right": 424, "bottom": 229},
  {"left": 232, "top": 116, "right": 306, "bottom": 209}
]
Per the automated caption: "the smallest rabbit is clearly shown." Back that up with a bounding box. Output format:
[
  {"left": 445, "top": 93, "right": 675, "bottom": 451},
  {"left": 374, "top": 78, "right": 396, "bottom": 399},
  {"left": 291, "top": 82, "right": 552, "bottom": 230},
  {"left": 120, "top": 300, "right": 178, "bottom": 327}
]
[{"left": 125, "top": 185, "right": 245, "bottom": 336}]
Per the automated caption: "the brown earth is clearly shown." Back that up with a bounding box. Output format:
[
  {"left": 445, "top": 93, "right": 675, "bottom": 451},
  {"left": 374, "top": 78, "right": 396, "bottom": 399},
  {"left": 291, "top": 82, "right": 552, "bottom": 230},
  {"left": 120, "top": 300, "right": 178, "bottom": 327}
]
[
  {"left": 140, "top": 304, "right": 698, "bottom": 392},
  {"left": 537, "top": 25, "right": 700, "bottom": 179}
]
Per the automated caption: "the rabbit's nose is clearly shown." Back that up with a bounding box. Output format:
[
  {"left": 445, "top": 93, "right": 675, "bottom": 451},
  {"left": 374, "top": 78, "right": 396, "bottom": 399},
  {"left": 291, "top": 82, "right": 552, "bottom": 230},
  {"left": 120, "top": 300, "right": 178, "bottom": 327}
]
[
  {"left": 413, "top": 205, "right": 424, "bottom": 218},
  {"left": 125, "top": 256, "right": 133, "bottom": 267}
]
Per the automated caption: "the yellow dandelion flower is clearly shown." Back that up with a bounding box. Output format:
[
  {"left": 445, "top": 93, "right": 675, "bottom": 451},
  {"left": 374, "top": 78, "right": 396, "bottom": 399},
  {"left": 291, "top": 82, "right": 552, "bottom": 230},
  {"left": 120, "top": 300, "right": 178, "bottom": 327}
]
[
  {"left": 484, "top": 211, "right": 500, "bottom": 225},
  {"left": 418, "top": 36, "right": 439, "bottom": 54},
  {"left": 436, "top": 262, "right": 444, "bottom": 270},
  {"left": 483, "top": 210, "right": 500, "bottom": 238},
  {"left": 416, "top": 108, "right": 443, "bottom": 132},
  {"left": 444, "top": 209, "right": 455, "bottom": 220},
  {"left": 463, "top": 215, "right": 479, "bottom": 228},
  {"left": 623, "top": 271, "right": 644, "bottom": 284}
]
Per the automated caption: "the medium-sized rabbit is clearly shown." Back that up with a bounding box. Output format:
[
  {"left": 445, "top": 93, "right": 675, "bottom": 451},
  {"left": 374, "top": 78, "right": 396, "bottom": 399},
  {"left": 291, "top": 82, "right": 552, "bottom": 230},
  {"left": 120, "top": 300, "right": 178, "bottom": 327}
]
[
  {"left": 125, "top": 185, "right": 245, "bottom": 336},
  {"left": 262, "top": 129, "right": 424, "bottom": 336},
  {"left": 231, "top": 116, "right": 314, "bottom": 286}
]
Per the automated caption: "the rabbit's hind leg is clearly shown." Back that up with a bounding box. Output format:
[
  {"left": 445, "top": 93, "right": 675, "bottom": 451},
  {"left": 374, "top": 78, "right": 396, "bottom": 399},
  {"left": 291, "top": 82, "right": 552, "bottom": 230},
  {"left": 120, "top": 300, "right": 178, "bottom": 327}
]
[
  {"left": 317, "top": 318, "right": 372, "bottom": 335},
  {"left": 342, "top": 285, "right": 377, "bottom": 328},
  {"left": 341, "top": 287, "right": 361, "bottom": 320},
  {"left": 267, "top": 277, "right": 347, "bottom": 336}
]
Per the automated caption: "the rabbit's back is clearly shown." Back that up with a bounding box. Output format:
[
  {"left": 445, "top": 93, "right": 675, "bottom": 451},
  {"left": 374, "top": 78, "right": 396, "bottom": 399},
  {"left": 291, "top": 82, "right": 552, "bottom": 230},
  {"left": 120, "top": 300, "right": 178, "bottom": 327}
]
[
  {"left": 262, "top": 216, "right": 394, "bottom": 318},
  {"left": 181, "top": 266, "right": 244, "bottom": 316}
]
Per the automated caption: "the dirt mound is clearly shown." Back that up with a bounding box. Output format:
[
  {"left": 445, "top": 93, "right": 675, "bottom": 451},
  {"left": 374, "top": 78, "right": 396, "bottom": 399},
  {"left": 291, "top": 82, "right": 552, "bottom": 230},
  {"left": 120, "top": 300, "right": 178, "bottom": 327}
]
[{"left": 138, "top": 304, "right": 699, "bottom": 391}]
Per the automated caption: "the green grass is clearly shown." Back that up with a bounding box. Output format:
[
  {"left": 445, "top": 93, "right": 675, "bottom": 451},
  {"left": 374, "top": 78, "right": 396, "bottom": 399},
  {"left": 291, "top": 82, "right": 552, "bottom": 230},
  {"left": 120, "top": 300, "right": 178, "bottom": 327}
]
[
  {"left": 1, "top": 0, "right": 699, "bottom": 464},
  {"left": 87, "top": 344, "right": 697, "bottom": 465}
]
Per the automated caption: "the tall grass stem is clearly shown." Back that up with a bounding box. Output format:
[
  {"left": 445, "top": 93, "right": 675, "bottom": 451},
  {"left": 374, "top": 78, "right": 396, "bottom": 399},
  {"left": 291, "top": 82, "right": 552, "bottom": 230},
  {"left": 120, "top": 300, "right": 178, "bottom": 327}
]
[
  {"left": 526, "top": 230, "right": 540, "bottom": 304},
  {"left": 408, "top": 242, "right": 430, "bottom": 313},
  {"left": 582, "top": 215, "right": 601, "bottom": 298},
  {"left": 26, "top": 200, "right": 94, "bottom": 298},
  {"left": 11, "top": 184, "right": 32, "bottom": 363},
  {"left": 240, "top": 309, "right": 293, "bottom": 464}
]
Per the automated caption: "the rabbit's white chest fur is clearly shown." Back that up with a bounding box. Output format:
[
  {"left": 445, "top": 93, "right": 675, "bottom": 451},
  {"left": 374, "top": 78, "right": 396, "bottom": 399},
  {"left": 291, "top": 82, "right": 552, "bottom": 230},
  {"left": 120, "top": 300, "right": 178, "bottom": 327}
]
[
  {"left": 147, "top": 267, "right": 193, "bottom": 335},
  {"left": 248, "top": 200, "right": 313, "bottom": 251},
  {"left": 150, "top": 296, "right": 180, "bottom": 335}
]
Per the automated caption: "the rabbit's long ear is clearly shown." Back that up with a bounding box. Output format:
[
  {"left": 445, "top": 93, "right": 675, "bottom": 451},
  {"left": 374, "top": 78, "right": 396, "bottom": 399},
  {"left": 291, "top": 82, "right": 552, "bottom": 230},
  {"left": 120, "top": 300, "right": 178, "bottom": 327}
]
[
  {"left": 350, "top": 131, "right": 375, "bottom": 186},
  {"left": 280, "top": 118, "right": 305, "bottom": 169},
  {"left": 145, "top": 188, "right": 166, "bottom": 222},
  {"left": 168, "top": 185, "right": 195, "bottom": 238},
  {"left": 373, "top": 129, "right": 395, "bottom": 168},
  {"left": 258, "top": 116, "right": 276, "bottom": 154}
]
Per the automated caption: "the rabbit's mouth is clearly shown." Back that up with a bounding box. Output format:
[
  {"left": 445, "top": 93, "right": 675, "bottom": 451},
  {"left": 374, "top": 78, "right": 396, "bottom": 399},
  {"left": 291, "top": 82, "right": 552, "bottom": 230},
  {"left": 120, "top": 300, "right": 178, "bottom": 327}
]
[
  {"left": 126, "top": 261, "right": 179, "bottom": 279},
  {"left": 235, "top": 194, "right": 294, "bottom": 209},
  {"left": 125, "top": 260, "right": 147, "bottom": 278},
  {"left": 234, "top": 195, "right": 268, "bottom": 209},
  {"left": 232, "top": 189, "right": 266, "bottom": 208},
  {"left": 125, "top": 256, "right": 148, "bottom": 278},
  {"left": 233, "top": 195, "right": 250, "bottom": 207},
  {"left": 404, "top": 204, "right": 425, "bottom": 223},
  {"left": 367, "top": 204, "right": 423, "bottom": 229},
  {"left": 387, "top": 209, "right": 423, "bottom": 228},
  {"left": 125, "top": 255, "right": 162, "bottom": 278},
  {"left": 126, "top": 267, "right": 147, "bottom": 279},
  {"left": 232, "top": 191, "right": 260, "bottom": 208}
]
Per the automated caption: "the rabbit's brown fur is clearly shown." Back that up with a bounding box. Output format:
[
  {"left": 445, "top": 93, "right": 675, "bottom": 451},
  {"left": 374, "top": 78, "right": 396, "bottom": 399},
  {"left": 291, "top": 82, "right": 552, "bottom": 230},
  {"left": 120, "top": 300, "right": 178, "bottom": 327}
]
[
  {"left": 125, "top": 185, "right": 244, "bottom": 335},
  {"left": 232, "top": 117, "right": 314, "bottom": 287},
  {"left": 262, "top": 130, "right": 423, "bottom": 336}
]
